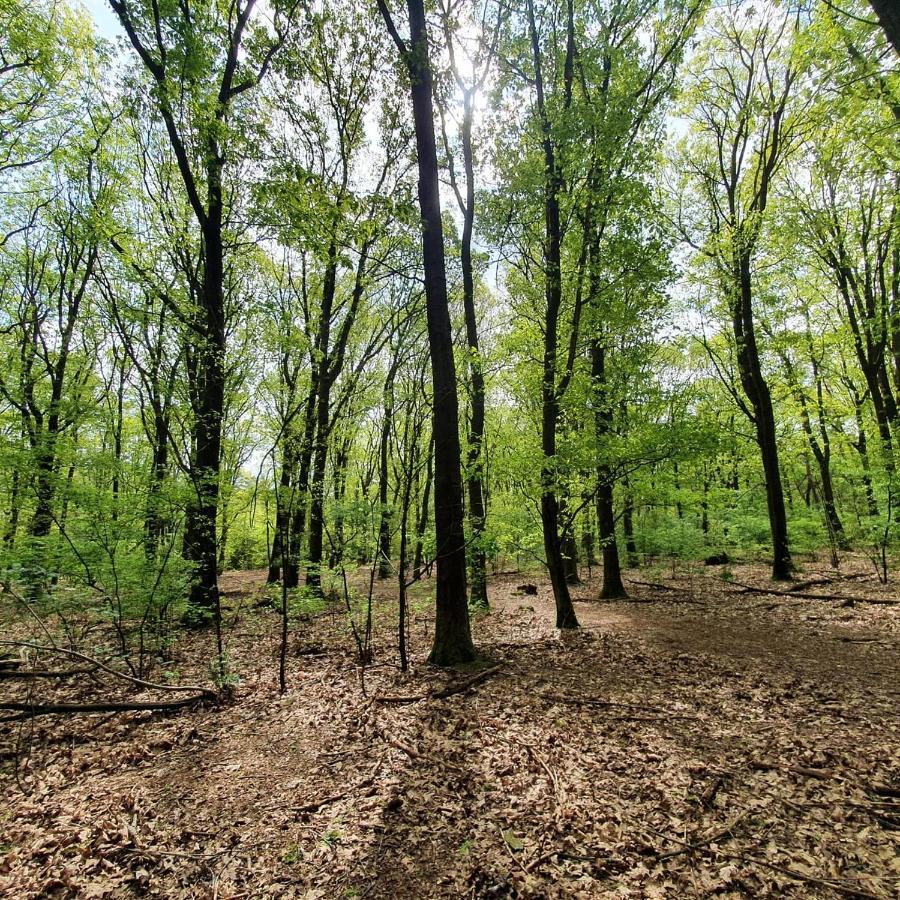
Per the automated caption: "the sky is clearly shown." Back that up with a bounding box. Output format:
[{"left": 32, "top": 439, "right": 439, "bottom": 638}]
[{"left": 79, "top": 0, "right": 122, "bottom": 41}]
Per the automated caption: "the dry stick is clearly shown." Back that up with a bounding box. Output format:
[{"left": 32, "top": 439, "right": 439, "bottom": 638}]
[
  {"left": 785, "top": 577, "right": 833, "bottom": 592},
  {"left": 290, "top": 776, "right": 376, "bottom": 814},
  {"left": 431, "top": 663, "right": 504, "bottom": 698},
  {"left": 655, "top": 811, "right": 750, "bottom": 862},
  {"left": 727, "top": 582, "right": 900, "bottom": 606},
  {"left": 748, "top": 761, "right": 838, "bottom": 780},
  {"left": 0, "top": 695, "right": 211, "bottom": 721},
  {"left": 610, "top": 580, "right": 706, "bottom": 604},
  {"left": 0, "top": 641, "right": 217, "bottom": 700},
  {"left": 645, "top": 824, "right": 887, "bottom": 899},
  {"left": 0, "top": 665, "right": 98, "bottom": 679},
  {"left": 375, "top": 664, "right": 504, "bottom": 704}
]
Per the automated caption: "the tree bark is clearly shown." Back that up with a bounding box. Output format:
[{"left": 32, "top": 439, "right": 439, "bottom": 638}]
[
  {"left": 591, "top": 341, "right": 626, "bottom": 599},
  {"left": 732, "top": 251, "right": 792, "bottom": 580},
  {"left": 868, "top": 0, "right": 900, "bottom": 56},
  {"left": 528, "top": 0, "right": 578, "bottom": 629},
  {"left": 379, "top": 0, "right": 475, "bottom": 664}
]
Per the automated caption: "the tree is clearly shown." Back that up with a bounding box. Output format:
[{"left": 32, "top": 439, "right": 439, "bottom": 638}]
[
  {"left": 678, "top": 7, "right": 803, "bottom": 580},
  {"left": 107, "top": 0, "right": 296, "bottom": 619},
  {"left": 377, "top": 0, "right": 475, "bottom": 665}
]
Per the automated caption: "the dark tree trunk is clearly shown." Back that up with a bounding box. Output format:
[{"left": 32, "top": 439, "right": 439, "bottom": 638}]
[
  {"left": 377, "top": 369, "right": 396, "bottom": 580},
  {"left": 782, "top": 348, "right": 848, "bottom": 549},
  {"left": 306, "top": 240, "right": 339, "bottom": 592},
  {"left": 457, "top": 90, "right": 489, "bottom": 610},
  {"left": 145, "top": 407, "right": 170, "bottom": 558},
  {"left": 869, "top": 0, "right": 900, "bottom": 56},
  {"left": 285, "top": 380, "right": 319, "bottom": 589},
  {"left": 591, "top": 341, "right": 626, "bottom": 599},
  {"left": 111, "top": 358, "right": 126, "bottom": 523},
  {"left": 184, "top": 196, "right": 226, "bottom": 616},
  {"left": 561, "top": 507, "right": 580, "bottom": 585},
  {"left": 329, "top": 436, "right": 351, "bottom": 568},
  {"left": 380, "top": 0, "right": 475, "bottom": 664},
  {"left": 581, "top": 521, "right": 597, "bottom": 566},
  {"left": 528, "top": 0, "right": 578, "bottom": 629},
  {"left": 673, "top": 459, "right": 683, "bottom": 519},
  {"left": 622, "top": 478, "right": 637, "bottom": 566},
  {"left": 4, "top": 464, "right": 20, "bottom": 549},
  {"left": 732, "top": 252, "right": 792, "bottom": 580},
  {"left": 851, "top": 396, "right": 879, "bottom": 517}
]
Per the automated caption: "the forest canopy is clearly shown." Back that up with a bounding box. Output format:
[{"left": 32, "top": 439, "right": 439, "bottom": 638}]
[{"left": 0, "top": 0, "right": 897, "bottom": 671}]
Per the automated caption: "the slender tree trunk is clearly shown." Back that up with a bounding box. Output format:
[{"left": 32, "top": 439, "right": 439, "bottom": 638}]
[
  {"left": 528, "top": 0, "right": 578, "bottom": 629},
  {"left": 732, "top": 252, "right": 791, "bottom": 580},
  {"left": 145, "top": 409, "right": 169, "bottom": 559},
  {"left": 591, "top": 341, "right": 626, "bottom": 598},
  {"left": 383, "top": 0, "right": 475, "bottom": 663},
  {"left": 329, "top": 437, "right": 350, "bottom": 568},
  {"left": 852, "top": 400, "right": 879, "bottom": 517},
  {"left": 413, "top": 433, "right": 433, "bottom": 580},
  {"left": 377, "top": 372, "right": 395, "bottom": 580},
  {"left": 622, "top": 478, "right": 637, "bottom": 566},
  {"left": 4, "top": 465, "right": 20, "bottom": 549},
  {"left": 184, "top": 197, "right": 226, "bottom": 616},
  {"left": 306, "top": 240, "right": 340, "bottom": 591},
  {"left": 457, "top": 91, "right": 489, "bottom": 610}
]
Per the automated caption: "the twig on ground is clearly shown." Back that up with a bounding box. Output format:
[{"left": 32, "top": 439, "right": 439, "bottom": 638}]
[{"left": 375, "top": 664, "right": 504, "bottom": 704}]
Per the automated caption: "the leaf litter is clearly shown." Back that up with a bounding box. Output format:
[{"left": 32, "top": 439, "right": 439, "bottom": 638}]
[{"left": 1, "top": 556, "right": 898, "bottom": 898}]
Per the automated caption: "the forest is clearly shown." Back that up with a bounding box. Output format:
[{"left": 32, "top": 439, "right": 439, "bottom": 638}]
[{"left": 0, "top": 0, "right": 898, "bottom": 896}]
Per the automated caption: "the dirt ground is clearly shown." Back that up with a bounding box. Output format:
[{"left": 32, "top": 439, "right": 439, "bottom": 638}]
[{"left": 1, "top": 556, "right": 898, "bottom": 899}]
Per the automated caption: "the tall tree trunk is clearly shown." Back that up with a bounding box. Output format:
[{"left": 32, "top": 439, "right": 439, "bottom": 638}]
[
  {"left": 622, "top": 477, "right": 637, "bottom": 566},
  {"left": 379, "top": 0, "right": 475, "bottom": 663},
  {"left": 852, "top": 397, "right": 879, "bottom": 517},
  {"left": 377, "top": 366, "right": 397, "bottom": 580},
  {"left": 4, "top": 464, "right": 20, "bottom": 549},
  {"left": 457, "top": 90, "right": 489, "bottom": 610},
  {"left": 868, "top": 0, "right": 900, "bottom": 56},
  {"left": 306, "top": 239, "right": 340, "bottom": 591},
  {"left": 528, "top": 0, "right": 578, "bottom": 629},
  {"left": 184, "top": 194, "right": 226, "bottom": 616},
  {"left": 732, "top": 252, "right": 792, "bottom": 580}
]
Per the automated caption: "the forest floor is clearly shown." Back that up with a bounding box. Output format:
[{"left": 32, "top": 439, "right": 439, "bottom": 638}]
[{"left": 1, "top": 556, "right": 899, "bottom": 899}]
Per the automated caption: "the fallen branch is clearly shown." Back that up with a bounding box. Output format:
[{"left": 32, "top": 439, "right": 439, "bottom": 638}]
[
  {"left": 0, "top": 694, "right": 213, "bottom": 722},
  {"left": 625, "top": 578, "right": 682, "bottom": 592},
  {"left": 647, "top": 825, "right": 887, "bottom": 899},
  {"left": 539, "top": 693, "right": 694, "bottom": 718},
  {"left": 748, "top": 761, "right": 838, "bottom": 780},
  {"left": 376, "top": 664, "right": 504, "bottom": 704},
  {"left": 0, "top": 641, "right": 217, "bottom": 700},
  {"left": 432, "top": 664, "right": 504, "bottom": 699},
  {"left": 656, "top": 811, "right": 749, "bottom": 862},
  {"left": 785, "top": 577, "right": 833, "bottom": 593},
  {"left": 727, "top": 583, "right": 900, "bottom": 606},
  {"left": 290, "top": 776, "right": 376, "bottom": 814}
]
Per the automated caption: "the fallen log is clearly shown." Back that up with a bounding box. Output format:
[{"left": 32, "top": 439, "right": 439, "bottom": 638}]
[{"left": 0, "top": 693, "right": 213, "bottom": 722}]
